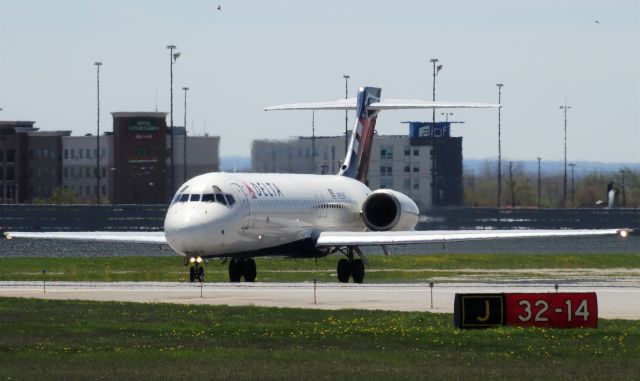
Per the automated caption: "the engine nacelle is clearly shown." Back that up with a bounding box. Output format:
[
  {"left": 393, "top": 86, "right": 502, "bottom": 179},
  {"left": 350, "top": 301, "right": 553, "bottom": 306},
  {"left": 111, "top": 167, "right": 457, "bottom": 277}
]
[{"left": 361, "top": 189, "right": 419, "bottom": 231}]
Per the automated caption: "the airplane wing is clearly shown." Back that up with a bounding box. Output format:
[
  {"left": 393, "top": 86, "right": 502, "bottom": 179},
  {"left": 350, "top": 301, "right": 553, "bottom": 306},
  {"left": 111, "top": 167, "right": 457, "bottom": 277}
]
[
  {"left": 265, "top": 98, "right": 499, "bottom": 111},
  {"left": 3, "top": 231, "right": 167, "bottom": 244},
  {"left": 316, "top": 229, "right": 630, "bottom": 246}
]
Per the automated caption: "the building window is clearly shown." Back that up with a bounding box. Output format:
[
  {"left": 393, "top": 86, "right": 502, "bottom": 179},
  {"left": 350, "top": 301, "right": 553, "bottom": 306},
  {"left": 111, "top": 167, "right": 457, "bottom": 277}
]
[
  {"left": 331, "top": 145, "right": 335, "bottom": 161},
  {"left": 380, "top": 166, "right": 393, "bottom": 176},
  {"left": 380, "top": 178, "right": 394, "bottom": 189},
  {"left": 43, "top": 149, "right": 49, "bottom": 159},
  {"left": 102, "top": 167, "right": 107, "bottom": 177},
  {"left": 0, "top": 167, "right": 3, "bottom": 180},
  {"left": 413, "top": 149, "right": 419, "bottom": 156},
  {"left": 86, "top": 168, "right": 91, "bottom": 178},
  {"left": 404, "top": 166, "right": 410, "bottom": 173},
  {"left": 101, "top": 148, "right": 106, "bottom": 158},
  {"left": 64, "top": 168, "right": 68, "bottom": 178},
  {"left": 0, "top": 150, "right": 3, "bottom": 162},
  {"left": 404, "top": 146, "right": 410, "bottom": 156},
  {"left": 7, "top": 149, "right": 15, "bottom": 163},
  {"left": 7, "top": 167, "right": 14, "bottom": 180},
  {"left": 79, "top": 149, "right": 83, "bottom": 159},
  {"left": 413, "top": 167, "right": 420, "bottom": 173},
  {"left": 71, "top": 149, "right": 75, "bottom": 159},
  {"left": 64, "top": 149, "right": 68, "bottom": 159},
  {"left": 404, "top": 178, "right": 411, "bottom": 189},
  {"left": 102, "top": 185, "right": 106, "bottom": 196},
  {"left": 380, "top": 146, "right": 393, "bottom": 160},
  {"left": 86, "top": 149, "right": 90, "bottom": 159},
  {"left": 413, "top": 180, "right": 420, "bottom": 190},
  {"left": 94, "top": 149, "right": 98, "bottom": 158}
]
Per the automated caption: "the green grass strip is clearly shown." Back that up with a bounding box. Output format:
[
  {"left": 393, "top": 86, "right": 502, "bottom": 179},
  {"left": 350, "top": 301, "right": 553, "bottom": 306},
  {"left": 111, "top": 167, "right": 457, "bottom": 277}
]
[{"left": 0, "top": 297, "right": 638, "bottom": 380}]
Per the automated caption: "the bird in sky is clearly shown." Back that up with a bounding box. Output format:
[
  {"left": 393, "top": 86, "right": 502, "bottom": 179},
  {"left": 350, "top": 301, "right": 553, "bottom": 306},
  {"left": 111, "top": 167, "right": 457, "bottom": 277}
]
[{"left": 217, "top": 5, "right": 222, "bottom": 11}]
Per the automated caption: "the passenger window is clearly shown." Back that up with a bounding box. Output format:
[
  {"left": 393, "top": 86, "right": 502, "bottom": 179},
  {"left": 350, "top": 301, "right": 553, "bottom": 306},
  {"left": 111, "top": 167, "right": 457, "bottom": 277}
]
[
  {"left": 190, "top": 194, "right": 201, "bottom": 202},
  {"left": 215, "top": 194, "right": 227, "bottom": 205},
  {"left": 179, "top": 194, "right": 189, "bottom": 202},
  {"left": 226, "top": 194, "right": 236, "bottom": 205},
  {"left": 202, "top": 193, "right": 215, "bottom": 202}
]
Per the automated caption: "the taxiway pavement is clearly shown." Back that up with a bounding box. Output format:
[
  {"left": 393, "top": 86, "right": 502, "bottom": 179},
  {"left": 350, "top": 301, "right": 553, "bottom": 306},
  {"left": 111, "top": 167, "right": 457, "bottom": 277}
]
[{"left": 1, "top": 281, "right": 638, "bottom": 320}]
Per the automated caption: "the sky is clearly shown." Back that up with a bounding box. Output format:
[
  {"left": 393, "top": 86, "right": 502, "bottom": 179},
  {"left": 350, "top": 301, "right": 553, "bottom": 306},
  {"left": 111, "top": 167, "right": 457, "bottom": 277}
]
[{"left": 1, "top": 1, "right": 638, "bottom": 163}]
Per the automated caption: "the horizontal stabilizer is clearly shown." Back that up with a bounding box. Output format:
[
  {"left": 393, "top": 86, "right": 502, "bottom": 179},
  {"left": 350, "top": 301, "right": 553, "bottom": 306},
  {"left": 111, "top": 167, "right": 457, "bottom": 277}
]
[{"left": 265, "top": 96, "right": 500, "bottom": 112}]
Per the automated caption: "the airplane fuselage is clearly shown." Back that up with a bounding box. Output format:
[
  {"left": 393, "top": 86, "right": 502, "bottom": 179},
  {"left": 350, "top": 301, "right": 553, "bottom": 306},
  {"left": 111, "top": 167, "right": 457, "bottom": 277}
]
[{"left": 164, "top": 172, "right": 374, "bottom": 259}]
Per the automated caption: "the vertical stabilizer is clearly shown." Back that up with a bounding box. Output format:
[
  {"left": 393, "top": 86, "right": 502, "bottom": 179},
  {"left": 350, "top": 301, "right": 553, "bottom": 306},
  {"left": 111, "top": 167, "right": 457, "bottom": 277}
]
[{"left": 338, "top": 87, "right": 381, "bottom": 183}]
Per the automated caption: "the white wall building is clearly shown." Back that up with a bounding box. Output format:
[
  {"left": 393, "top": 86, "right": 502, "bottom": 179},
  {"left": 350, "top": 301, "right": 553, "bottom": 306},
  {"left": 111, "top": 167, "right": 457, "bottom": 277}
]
[
  {"left": 62, "top": 134, "right": 114, "bottom": 202},
  {"left": 251, "top": 134, "right": 434, "bottom": 211}
]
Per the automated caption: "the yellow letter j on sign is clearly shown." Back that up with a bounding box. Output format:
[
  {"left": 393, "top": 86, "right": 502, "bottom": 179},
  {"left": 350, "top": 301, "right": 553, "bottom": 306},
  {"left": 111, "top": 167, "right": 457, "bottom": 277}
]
[{"left": 454, "top": 293, "right": 505, "bottom": 329}]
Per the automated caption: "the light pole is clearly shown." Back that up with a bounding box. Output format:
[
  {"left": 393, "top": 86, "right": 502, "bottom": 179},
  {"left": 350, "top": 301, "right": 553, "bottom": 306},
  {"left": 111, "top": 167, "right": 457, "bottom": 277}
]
[
  {"left": 167, "top": 44, "right": 180, "bottom": 197},
  {"left": 343, "top": 74, "right": 350, "bottom": 155},
  {"left": 496, "top": 83, "right": 503, "bottom": 209},
  {"left": 569, "top": 163, "right": 576, "bottom": 205},
  {"left": 182, "top": 86, "right": 189, "bottom": 183},
  {"left": 430, "top": 58, "right": 443, "bottom": 124},
  {"left": 620, "top": 169, "right": 626, "bottom": 207},
  {"left": 559, "top": 100, "right": 571, "bottom": 206},
  {"left": 94, "top": 61, "right": 102, "bottom": 205},
  {"left": 440, "top": 112, "right": 453, "bottom": 122},
  {"left": 537, "top": 157, "right": 542, "bottom": 208}
]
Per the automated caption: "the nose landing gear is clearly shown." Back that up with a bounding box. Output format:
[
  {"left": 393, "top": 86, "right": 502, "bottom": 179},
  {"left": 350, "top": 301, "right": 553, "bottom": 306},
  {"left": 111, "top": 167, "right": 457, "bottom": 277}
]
[{"left": 186, "top": 256, "right": 205, "bottom": 282}]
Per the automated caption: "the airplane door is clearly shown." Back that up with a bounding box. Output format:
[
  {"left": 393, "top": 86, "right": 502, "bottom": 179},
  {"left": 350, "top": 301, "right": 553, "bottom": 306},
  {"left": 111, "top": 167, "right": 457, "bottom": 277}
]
[{"left": 231, "top": 183, "right": 251, "bottom": 229}]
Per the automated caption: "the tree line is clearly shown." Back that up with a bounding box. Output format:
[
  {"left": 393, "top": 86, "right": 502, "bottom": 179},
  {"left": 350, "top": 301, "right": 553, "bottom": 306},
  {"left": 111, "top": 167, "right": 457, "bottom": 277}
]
[{"left": 464, "top": 161, "right": 639, "bottom": 208}]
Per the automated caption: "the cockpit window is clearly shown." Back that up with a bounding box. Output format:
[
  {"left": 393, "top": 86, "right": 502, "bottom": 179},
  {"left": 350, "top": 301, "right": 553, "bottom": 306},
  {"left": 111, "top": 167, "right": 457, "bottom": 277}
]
[
  {"left": 226, "top": 195, "right": 236, "bottom": 205},
  {"left": 190, "top": 194, "right": 201, "bottom": 202},
  {"left": 215, "top": 194, "right": 227, "bottom": 205},
  {"left": 201, "top": 193, "right": 215, "bottom": 202},
  {"left": 179, "top": 194, "right": 189, "bottom": 202}
]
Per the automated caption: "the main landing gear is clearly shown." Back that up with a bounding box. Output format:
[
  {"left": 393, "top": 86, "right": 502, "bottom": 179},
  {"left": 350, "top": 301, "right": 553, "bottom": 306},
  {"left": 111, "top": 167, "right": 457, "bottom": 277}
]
[
  {"left": 336, "top": 247, "right": 365, "bottom": 283},
  {"left": 228, "top": 258, "right": 257, "bottom": 283},
  {"left": 186, "top": 256, "right": 205, "bottom": 282}
]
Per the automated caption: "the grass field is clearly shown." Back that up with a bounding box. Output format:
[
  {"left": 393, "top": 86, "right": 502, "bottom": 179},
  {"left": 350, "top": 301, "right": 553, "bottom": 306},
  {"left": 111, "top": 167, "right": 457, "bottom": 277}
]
[
  {"left": 0, "top": 297, "right": 638, "bottom": 380},
  {"left": 0, "top": 253, "right": 639, "bottom": 282}
]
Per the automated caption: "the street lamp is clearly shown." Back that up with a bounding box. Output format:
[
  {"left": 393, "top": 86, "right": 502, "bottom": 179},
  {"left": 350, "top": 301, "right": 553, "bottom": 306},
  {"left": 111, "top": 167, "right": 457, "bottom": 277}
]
[
  {"left": 343, "top": 74, "right": 350, "bottom": 155},
  {"left": 167, "top": 44, "right": 180, "bottom": 197},
  {"left": 537, "top": 157, "right": 542, "bottom": 208},
  {"left": 94, "top": 61, "right": 102, "bottom": 205},
  {"left": 440, "top": 112, "right": 453, "bottom": 122},
  {"left": 496, "top": 83, "right": 503, "bottom": 209},
  {"left": 559, "top": 100, "right": 571, "bottom": 206},
  {"left": 182, "top": 86, "right": 189, "bottom": 183},
  {"left": 429, "top": 58, "right": 443, "bottom": 124}
]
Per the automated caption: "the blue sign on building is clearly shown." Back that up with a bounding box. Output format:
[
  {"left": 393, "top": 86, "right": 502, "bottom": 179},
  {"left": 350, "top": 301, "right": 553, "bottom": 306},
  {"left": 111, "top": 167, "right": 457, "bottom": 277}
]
[{"left": 406, "top": 121, "right": 452, "bottom": 139}]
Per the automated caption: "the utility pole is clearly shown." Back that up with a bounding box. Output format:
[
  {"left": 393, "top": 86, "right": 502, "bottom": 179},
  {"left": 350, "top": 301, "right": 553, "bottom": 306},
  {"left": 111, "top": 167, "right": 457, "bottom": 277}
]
[
  {"left": 182, "top": 86, "right": 189, "bottom": 183},
  {"left": 537, "top": 157, "right": 542, "bottom": 208},
  {"left": 569, "top": 163, "right": 576, "bottom": 205},
  {"left": 620, "top": 169, "right": 626, "bottom": 207},
  {"left": 496, "top": 83, "right": 503, "bottom": 209},
  {"left": 167, "top": 44, "right": 180, "bottom": 197},
  {"left": 94, "top": 61, "right": 102, "bottom": 205},
  {"left": 343, "top": 74, "right": 350, "bottom": 155},
  {"left": 559, "top": 100, "right": 571, "bottom": 206},
  {"left": 430, "top": 58, "right": 442, "bottom": 124}
]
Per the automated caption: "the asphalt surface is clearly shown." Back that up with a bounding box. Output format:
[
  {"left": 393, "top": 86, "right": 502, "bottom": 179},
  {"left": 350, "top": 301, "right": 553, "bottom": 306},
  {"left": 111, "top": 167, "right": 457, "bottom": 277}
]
[{"left": 1, "top": 280, "right": 638, "bottom": 320}]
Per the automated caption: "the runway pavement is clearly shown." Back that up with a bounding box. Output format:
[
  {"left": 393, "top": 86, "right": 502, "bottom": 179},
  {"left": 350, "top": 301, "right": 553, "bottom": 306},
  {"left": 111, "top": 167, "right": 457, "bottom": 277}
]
[{"left": 1, "top": 280, "right": 639, "bottom": 320}]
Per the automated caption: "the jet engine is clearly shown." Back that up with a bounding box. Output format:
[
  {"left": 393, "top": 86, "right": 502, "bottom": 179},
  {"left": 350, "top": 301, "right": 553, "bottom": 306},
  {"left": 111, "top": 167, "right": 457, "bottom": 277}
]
[{"left": 361, "top": 189, "right": 419, "bottom": 231}]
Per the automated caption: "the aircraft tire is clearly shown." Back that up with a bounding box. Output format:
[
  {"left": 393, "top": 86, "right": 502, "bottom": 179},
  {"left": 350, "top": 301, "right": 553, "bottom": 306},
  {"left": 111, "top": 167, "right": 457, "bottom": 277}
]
[
  {"left": 351, "top": 259, "right": 365, "bottom": 284},
  {"left": 244, "top": 259, "right": 257, "bottom": 282},
  {"left": 229, "top": 259, "right": 242, "bottom": 282},
  {"left": 337, "top": 259, "right": 350, "bottom": 283},
  {"left": 189, "top": 267, "right": 196, "bottom": 283}
]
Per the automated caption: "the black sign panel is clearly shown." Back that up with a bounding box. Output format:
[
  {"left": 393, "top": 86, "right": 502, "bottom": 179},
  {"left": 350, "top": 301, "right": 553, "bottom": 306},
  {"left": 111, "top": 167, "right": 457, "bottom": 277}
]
[{"left": 454, "top": 293, "right": 505, "bottom": 329}]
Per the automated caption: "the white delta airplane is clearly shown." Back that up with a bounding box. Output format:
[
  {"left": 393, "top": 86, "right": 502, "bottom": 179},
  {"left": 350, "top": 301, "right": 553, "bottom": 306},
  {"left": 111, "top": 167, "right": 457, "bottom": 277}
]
[{"left": 5, "top": 87, "right": 631, "bottom": 283}]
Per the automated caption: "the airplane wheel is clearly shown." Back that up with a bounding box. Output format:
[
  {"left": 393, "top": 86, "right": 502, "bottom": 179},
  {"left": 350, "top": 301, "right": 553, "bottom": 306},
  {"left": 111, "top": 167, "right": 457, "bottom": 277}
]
[
  {"left": 337, "top": 259, "right": 350, "bottom": 283},
  {"left": 243, "top": 259, "right": 257, "bottom": 282},
  {"left": 189, "top": 267, "right": 196, "bottom": 283},
  {"left": 198, "top": 266, "right": 205, "bottom": 282},
  {"left": 229, "top": 259, "right": 242, "bottom": 282},
  {"left": 351, "top": 259, "right": 365, "bottom": 284}
]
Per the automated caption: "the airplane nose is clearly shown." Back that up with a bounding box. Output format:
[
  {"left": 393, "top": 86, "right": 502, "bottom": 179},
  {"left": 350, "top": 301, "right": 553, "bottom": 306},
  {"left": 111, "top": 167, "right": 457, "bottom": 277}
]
[{"left": 164, "top": 208, "right": 207, "bottom": 253}]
